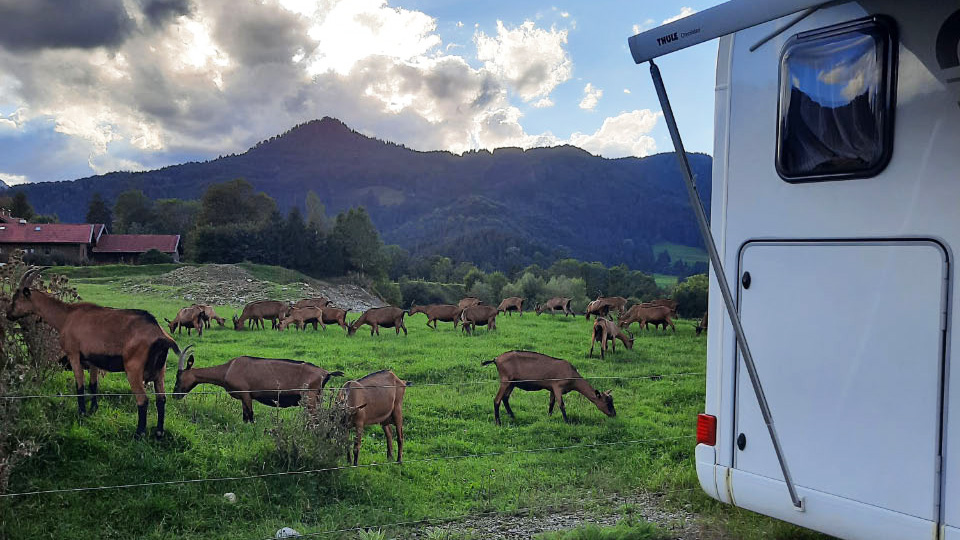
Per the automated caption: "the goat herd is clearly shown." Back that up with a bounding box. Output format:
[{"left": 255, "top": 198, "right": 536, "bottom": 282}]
[{"left": 6, "top": 268, "right": 706, "bottom": 465}]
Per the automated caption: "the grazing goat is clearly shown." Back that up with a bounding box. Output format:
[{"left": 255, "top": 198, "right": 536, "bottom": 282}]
[
  {"left": 408, "top": 304, "right": 462, "bottom": 329},
  {"left": 192, "top": 304, "right": 225, "bottom": 328},
  {"left": 497, "top": 297, "right": 524, "bottom": 316},
  {"left": 696, "top": 310, "right": 708, "bottom": 336},
  {"left": 339, "top": 370, "right": 410, "bottom": 465},
  {"left": 584, "top": 299, "right": 610, "bottom": 320},
  {"left": 460, "top": 304, "right": 498, "bottom": 334},
  {"left": 165, "top": 306, "right": 207, "bottom": 336},
  {"left": 483, "top": 351, "right": 615, "bottom": 424},
  {"left": 293, "top": 297, "right": 331, "bottom": 310},
  {"left": 647, "top": 298, "right": 678, "bottom": 315},
  {"left": 278, "top": 306, "right": 325, "bottom": 331},
  {"left": 174, "top": 353, "right": 343, "bottom": 422},
  {"left": 348, "top": 306, "right": 407, "bottom": 336},
  {"left": 589, "top": 317, "right": 634, "bottom": 359},
  {"left": 6, "top": 268, "right": 190, "bottom": 439},
  {"left": 535, "top": 297, "right": 574, "bottom": 316},
  {"left": 233, "top": 300, "right": 287, "bottom": 330},
  {"left": 458, "top": 297, "right": 482, "bottom": 309},
  {"left": 619, "top": 304, "right": 676, "bottom": 332},
  {"left": 595, "top": 296, "right": 628, "bottom": 318},
  {"left": 318, "top": 306, "right": 349, "bottom": 331}
]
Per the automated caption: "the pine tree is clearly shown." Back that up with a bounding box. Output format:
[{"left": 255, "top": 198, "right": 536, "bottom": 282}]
[
  {"left": 85, "top": 193, "right": 113, "bottom": 229},
  {"left": 10, "top": 191, "right": 33, "bottom": 221}
]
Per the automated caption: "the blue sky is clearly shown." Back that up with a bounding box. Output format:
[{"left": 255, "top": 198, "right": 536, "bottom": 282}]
[{"left": 0, "top": 0, "right": 722, "bottom": 186}]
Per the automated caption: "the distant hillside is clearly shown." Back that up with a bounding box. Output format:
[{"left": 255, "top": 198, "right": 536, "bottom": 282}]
[{"left": 16, "top": 117, "right": 711, "bottom": 271}]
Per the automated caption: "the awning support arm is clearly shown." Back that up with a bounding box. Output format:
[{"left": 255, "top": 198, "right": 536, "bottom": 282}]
[{"left": 648, "top": 59, "right": 803, "bottom": 510}]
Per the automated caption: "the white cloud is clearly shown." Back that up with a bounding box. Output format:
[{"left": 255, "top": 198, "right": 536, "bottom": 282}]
[
  {"left": 579, "top": 83, "right": 603, "bottom": 110},
  {"left": 663, "top": 7, "right": 696, "bottom": 25},
  {"left": 0, "top": 172, "right": 29, "bottom": 185},
  {"left": 632, "top": 19, "right": 655, "bottom": 34},
  {"left": 569, "top": 109, "right": 661, "bottom": 158},
  {"left": 456, "top": 21, "right": 463, "bottom": 28},
  {"left": 475, "top": 20, "right": 572, "bottom": 102},
  {"left": 560, "top": 11, "right": 570, "bottom": 18},
  {"left": 623, "top": 88, "right": 631, "bottom": 94},
  {"left": 0, "top": 0, "right": 609, "bottom": 179}
]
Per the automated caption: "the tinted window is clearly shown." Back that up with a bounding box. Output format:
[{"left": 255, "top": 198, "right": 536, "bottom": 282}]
[{"left": 777, "top": 17, "right": 897, "bottom": 181}]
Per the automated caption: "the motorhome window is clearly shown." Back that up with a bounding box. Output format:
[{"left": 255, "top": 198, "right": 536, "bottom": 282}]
[{"left": 776, "top": 17, "right": 896, "bottom": 181}]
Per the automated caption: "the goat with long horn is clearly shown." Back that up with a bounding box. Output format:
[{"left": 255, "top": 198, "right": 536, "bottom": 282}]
[{"left": 6, "top": 267, "right": 191, "bottom": 439}]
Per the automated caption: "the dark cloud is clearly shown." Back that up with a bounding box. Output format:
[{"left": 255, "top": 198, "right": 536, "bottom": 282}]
[
  {"left": 210, "top": 1, "right": 314, "bottom": 66},
  {"left": 0, "top": 0, "right": 135, "bottom": 51},
  {"left": 141, "top": 0, "right": 193, "bottom": 27}
]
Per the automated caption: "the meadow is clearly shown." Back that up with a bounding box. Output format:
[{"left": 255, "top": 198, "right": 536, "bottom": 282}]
[{"left": 0, "top": 267, "right": 822, "bottom": 539}]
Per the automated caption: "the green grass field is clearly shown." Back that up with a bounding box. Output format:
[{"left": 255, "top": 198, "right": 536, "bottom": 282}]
[
  {"left": 0, "top": 267, "right": 822, "bottom": 540},
  {"left": 652, "top": 243, "right": 708, "bottom": 266}
]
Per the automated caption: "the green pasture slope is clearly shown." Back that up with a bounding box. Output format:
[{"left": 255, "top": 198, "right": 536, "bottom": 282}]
[{"left": 1, "top": 267, "right": 821, "bottom": 540}]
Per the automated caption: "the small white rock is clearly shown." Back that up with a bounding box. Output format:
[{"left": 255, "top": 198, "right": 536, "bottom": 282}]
[
  {"left": 223, "top": 492, "right": 237, "bottom": 503},
  {"left": 276, "top": 527, "right": 300, "bottom": 538}
]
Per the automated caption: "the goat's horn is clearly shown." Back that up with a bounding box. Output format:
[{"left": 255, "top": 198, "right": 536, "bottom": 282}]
[
  {"left": 17, "top": 266, "right": 45, "bottom": 289},
  {"left": 177, "top": 344, "right": 194, "bottom": 371}
]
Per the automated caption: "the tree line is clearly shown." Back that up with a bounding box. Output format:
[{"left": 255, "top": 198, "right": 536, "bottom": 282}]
[{"left": 5, "top": 182, "right": 708, "bottom": 311}]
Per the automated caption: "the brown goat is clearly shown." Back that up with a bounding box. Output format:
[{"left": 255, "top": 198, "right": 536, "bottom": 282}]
[
  {"left": 619, "top": 304, "right": 676, "bottom": 332},
  {"left": 6, "top": 268, "right": 191, "bottom": 439},
  {"left": 293, "top": 297, "right": 331, "bottom": 310},
  {"left": 696, "top": 310, "right": 708, "bottom": 336},
  {"left": 408, "top": 304, "right": 462, "bottom": 329},
  {"left": 338, "top": 370, "right": 410, "bottom": 465},
  {"left": 318, "top": 306, "right": 349, "bottom": 331},
  {"left": 191, "top": 304, "right": 225, "bottom": 328},
  {"left": 348, "top": 306, "right": 407, "bottom": 336},
  {"left": 497, "top": 297, "right": 524, "bottom": 316},
  {"left": 458, "top": 297, "right": 482, "bottom": 309},
  {"left": 535, "top": 297, "right": 574, "bottom": 316},
  {"left": 584, "top": 299, "right": 610, "bottom": 320},
  {"left": 173, "top": 354, "right": 343, "bottom": 422},
  {"left": 595, "top": 296, "right": 628, "bottom": 318},
  {"left": 589, "top": 317, "right": 634, "bottom": 359},
  {"left": 460, "top": 304, "right": 498, "bottom": 334},
  {"left": 233, "top": 300, "right": 287, "bottom": 330},
  {"left": 165, "top": 306, "right": 207, "bottom": 336},
  {"left": 483, "top": 351, "right": 615, "bottom": 424},
  {"left": 647, "top": 298, "right": 678, "bottom": 314},
  {"left": 278, "top": 306, "right": 325, "bottom": 331}
]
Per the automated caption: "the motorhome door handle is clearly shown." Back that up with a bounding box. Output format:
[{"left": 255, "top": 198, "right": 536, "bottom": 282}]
[
  {"left": 737, "top": 433, "right": 747, "bottom": 450},
  {"left": 741, "top": 271, "right": 751, "bottom": 289}
]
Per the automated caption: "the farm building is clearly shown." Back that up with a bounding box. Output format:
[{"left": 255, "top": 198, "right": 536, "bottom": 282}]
[
  {"left": 91, "top": 234, "right": 181, "bottom": 264},
  {"left": 0, "top": 210, "right": 179, "bottom": 264}
]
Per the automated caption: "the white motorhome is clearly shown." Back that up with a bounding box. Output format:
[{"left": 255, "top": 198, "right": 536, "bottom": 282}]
[{"left": 629, "top": 1, "right": 960, "bottom": 539}]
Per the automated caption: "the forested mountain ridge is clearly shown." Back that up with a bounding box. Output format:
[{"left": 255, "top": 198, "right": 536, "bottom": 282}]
[{"left": 16, "top": 117, "right": 711, "bottom": 271}]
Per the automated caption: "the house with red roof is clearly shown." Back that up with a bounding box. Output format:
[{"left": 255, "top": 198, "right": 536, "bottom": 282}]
[{"left": 0, "top": 209, "right": 180, "bottom": 264}]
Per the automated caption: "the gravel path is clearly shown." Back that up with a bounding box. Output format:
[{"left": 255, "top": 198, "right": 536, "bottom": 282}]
[{"left": 401, "top": 491, "right": 713, "bottom": 539}]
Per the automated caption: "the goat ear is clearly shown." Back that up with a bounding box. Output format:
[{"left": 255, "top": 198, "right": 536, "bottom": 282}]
[
  {"left": 595, "top": 390, "right": 602, "bottom": 398},
  {"left": 186, "top": 356, "right": 195, "bottom": 370},
  {"left": 22, "top": 287, "right": 31, "bottom": 298}
]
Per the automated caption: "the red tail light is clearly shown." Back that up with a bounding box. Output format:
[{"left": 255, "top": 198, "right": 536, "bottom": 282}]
[{"left": 697, "top": 414, "right": 717, "bottom": 446}]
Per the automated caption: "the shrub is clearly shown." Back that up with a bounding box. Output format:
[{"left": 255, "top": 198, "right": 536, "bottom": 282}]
[
  {"left": 139, "top": 249, "right": 174, "bottom": 264},
  {"left": 542, "top": 276, "right": 589, "bottom": 312},
  {"left": 500, "top": 272, "right": 545, "bottom": 304},
  {"left": 466, "top": 282, "right": 495, "bottom": 305},
  {"left": 672, "top": 273, "right": 708, "bottom": 317},
  {"left": 0, "top": 251, "right": 80, "bottom": 493},
  {"left": 22, "top": 251, "right": 69, "bottom": 267},
  {"left": 398, "top": 279, "right": 466, "bottom": 307},
  {"left": 269, "top": 401, "right": 350, "bottom": 473},
  {"left": 373, "top": 279, "right": 403, "bottom": 307}
]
